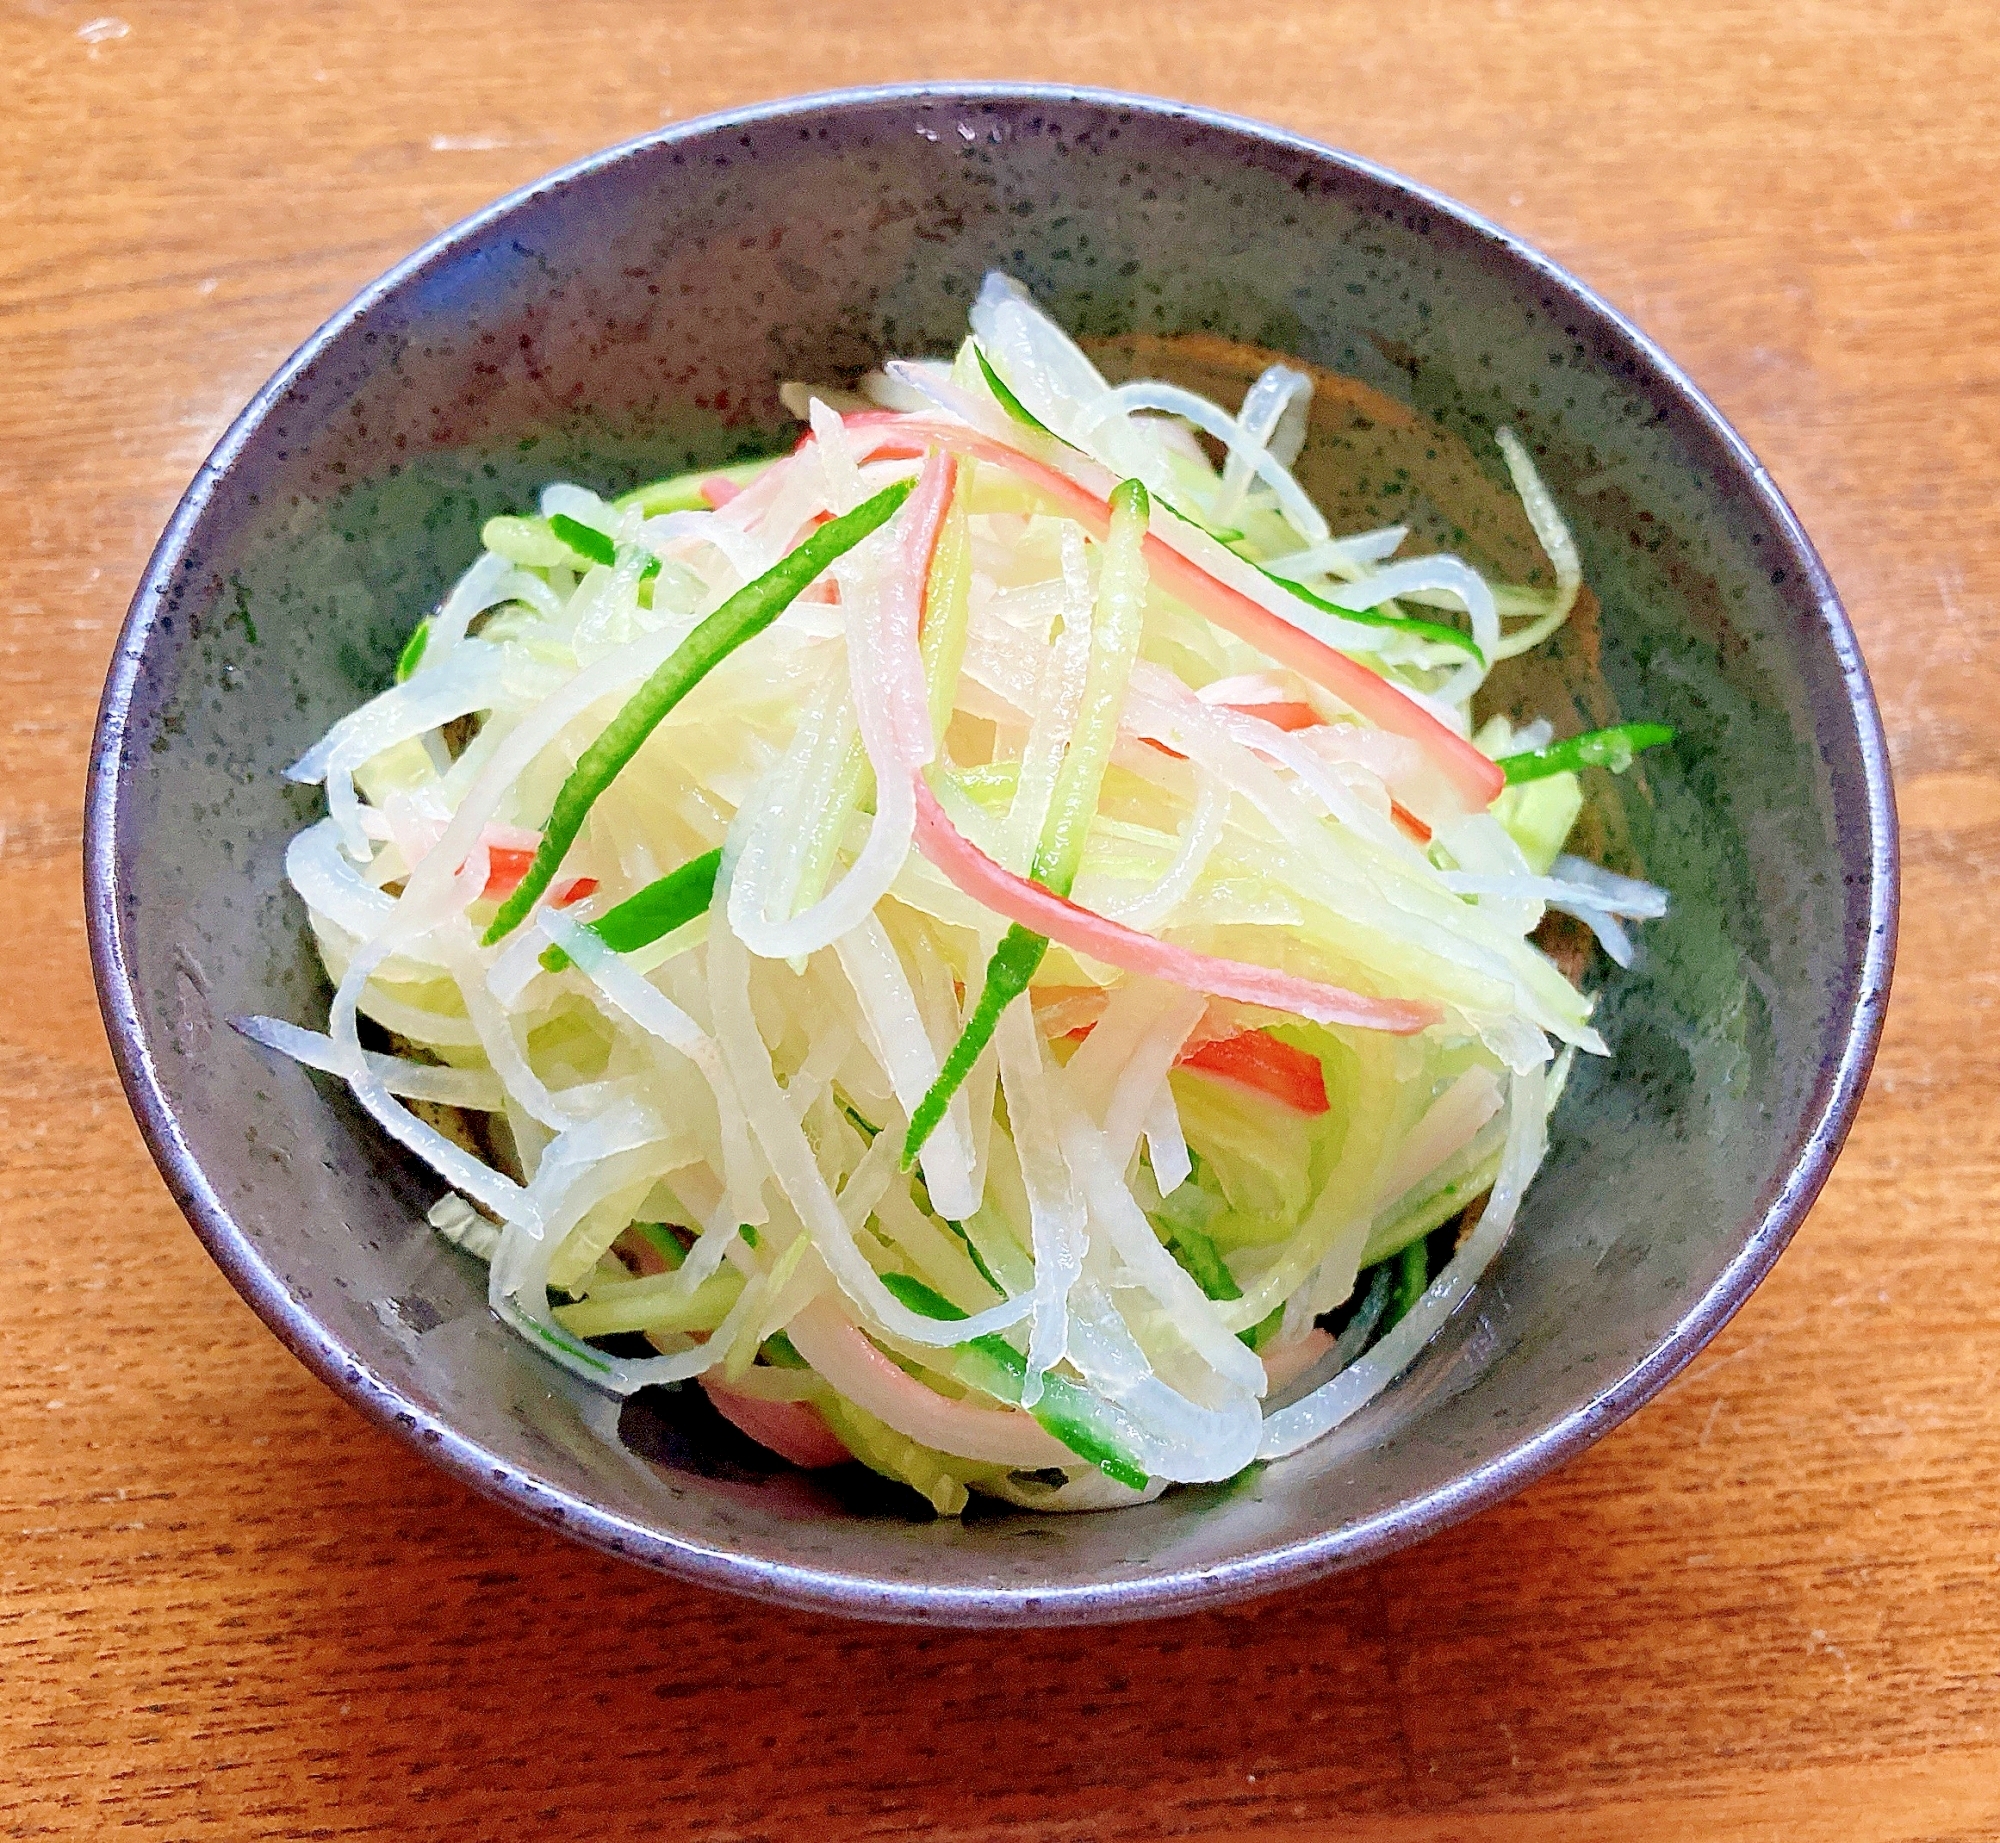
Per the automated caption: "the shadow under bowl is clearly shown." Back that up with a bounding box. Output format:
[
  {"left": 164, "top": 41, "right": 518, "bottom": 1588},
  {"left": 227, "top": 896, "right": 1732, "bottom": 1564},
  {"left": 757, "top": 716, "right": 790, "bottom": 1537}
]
[{"left": 85, "top": 83, "right": 1895, "bottom": 1625}]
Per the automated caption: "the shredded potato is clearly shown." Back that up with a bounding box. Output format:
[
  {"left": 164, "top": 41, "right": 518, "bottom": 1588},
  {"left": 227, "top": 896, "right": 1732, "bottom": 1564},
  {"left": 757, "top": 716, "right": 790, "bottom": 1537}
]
[{"left": 240, "top": 274, "right": 1669, "bottom": 1510}]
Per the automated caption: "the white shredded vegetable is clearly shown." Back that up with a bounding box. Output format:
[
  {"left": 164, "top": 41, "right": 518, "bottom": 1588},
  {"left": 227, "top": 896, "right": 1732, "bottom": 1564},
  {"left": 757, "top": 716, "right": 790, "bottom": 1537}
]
[{"left": 236, "top": 273, "right": 1671, "bottom": 1514}]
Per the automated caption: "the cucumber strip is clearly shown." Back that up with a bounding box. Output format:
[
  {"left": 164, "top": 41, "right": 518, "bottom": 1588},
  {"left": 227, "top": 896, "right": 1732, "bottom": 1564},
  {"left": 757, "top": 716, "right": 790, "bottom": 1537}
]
[
  {"left": 394, "top": 620, "right": 430, "bottom": 683},
  {"left": 1253, "top": 560, "right": 1485, "bottom": 661},
  {"left": 552, "top": 1269, "right": 743, "bottom": 1339},
  {"left": 975, "top": 345, "right": 1064, "bottom": 444},
  {"left": 614, "top": 457, "right": 775, "bottom": 517},
  {"left": 1387, "top": 1238, "right": 1429, "bottom": 1330},
  {"left": 1499, "top": 722, "right": 1674, "bottom": 785},
  {"left": 549, "top": 514, "right": 616, "bottom": 568},
  {"left": 1164, "top": 1219, "right": 1243, "bottom": 1303},
  {"left": 485, "top": 479, "right": 914, "bottom": 942},
  {"left": 538, "top": 847, "right": 723, "bottom": 973},
  {"left": 877, "top": 1273, "right": 1149, "bottom": 1490}
]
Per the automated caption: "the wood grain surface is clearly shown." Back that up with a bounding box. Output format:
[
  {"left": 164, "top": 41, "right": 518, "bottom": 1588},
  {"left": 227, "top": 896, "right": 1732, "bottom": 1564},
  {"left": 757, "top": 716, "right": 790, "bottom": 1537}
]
[{"left": 4, "top": 1, "right": 1995, "bottom": 1836}]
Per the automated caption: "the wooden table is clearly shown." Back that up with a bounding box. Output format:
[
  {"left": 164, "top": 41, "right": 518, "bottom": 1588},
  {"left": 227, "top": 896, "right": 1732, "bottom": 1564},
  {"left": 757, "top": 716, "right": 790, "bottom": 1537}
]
[{"left": 5, "top": 3, "right": 1993, "bottom": 1835}]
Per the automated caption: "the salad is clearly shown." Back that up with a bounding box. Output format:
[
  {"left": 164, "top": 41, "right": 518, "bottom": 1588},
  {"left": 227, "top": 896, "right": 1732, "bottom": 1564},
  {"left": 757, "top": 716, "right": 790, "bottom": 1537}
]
[{"left": 242, "top": 275, "right": 1670, "bottom": 1514}]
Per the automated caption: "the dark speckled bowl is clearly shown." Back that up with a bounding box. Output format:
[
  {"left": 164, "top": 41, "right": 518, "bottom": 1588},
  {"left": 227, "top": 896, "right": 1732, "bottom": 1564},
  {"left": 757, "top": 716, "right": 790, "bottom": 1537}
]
[{"left": 85, "top": 84, "right": 1895, "bottom": 1624}]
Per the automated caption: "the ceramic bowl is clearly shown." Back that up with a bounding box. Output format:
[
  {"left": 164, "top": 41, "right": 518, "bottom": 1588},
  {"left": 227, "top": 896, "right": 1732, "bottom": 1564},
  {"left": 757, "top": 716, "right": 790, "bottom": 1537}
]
[{"left": 85, "top": 84, "right": 1895, "bottom": 1624}]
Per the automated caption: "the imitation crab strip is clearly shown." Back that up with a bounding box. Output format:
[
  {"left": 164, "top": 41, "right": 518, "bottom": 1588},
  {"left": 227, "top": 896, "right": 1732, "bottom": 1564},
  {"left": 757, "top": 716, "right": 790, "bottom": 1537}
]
[
  {"left": 911, "top": 781, "right": 1439, "bottom": 1034},
  {"left": 838, "top": 414, "right": 1506, "bottom": 812},
  {"left": 1062, "top": 1012, "right": 1333, "bottom": 1116},
  {"left": 1177, "top": 1029, "right": 1331, "bottom": 1115}
]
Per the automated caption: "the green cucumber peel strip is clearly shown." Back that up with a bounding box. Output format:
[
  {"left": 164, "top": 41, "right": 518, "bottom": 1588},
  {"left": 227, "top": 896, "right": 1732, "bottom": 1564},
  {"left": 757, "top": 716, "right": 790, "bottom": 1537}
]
[
  {"left": 487, "top": 478, "right": 914, "bottom": 943},
  {"left": 902, "top": 923, "right": 1048, "bottom": 1162},
  {"left": 877, "top": 1273, "right": 984, "bottom": 1323},
  {"left": 629, "top": 1221, "right": 686, "bottom": 1270},
  {"left": 517, "top": 1312, "right": 614, "bottom": 1375},
  {"left": 1239, "top": 1304, "right": 1286, "bottom": 1351},
  {"left": 761, "top": 1329, "right": 809, "bottom": 1369},
  {"left": 1387, "top": 1238, "right": 1430, "bottom": 1331},
  {"left": 945, "top": 1217, "right": 1003, "bottom": 1296},
  {"left": 1251, "top": 559, "right": 1485, "bottom": 662},
  {"left": 839, "top": 1101, "right": 882, "bottom": 1142},
  {"left": 902, "top": 477, "right": 1153, "bottom": 1167},
  {"left": 538, "top": 846, "right": 722, "bottom": 973},
  {"left": 1158, "top": 494, "right": 1249, "bottom": 549},
  {"left": 1498, "top": 722, "right": 1675, "bottom": 784},
  {"left": 1149, "top": 496, "right": 1473, "bottom": 656},
  {"left": 974, "top": 345, "right": 1067, "bottom": 445},
  {"left": 1357, "top": 1142, "right": 1502, "bottom": 1270},
  {"left": 877, "top": 1273, "right": 1149, "bottom": 1491},
  {"left": 394, "top": 619, "right": 430, "bottom": 683},
  {"left": 1165, "top": 1220, "right": 1242, "bottom": 1303},
  {"left": 614, "top": 457, "right": 774, "bottom": 518},
  {"left": 548, "top": 513, "right": 617, "bottom": 568}
]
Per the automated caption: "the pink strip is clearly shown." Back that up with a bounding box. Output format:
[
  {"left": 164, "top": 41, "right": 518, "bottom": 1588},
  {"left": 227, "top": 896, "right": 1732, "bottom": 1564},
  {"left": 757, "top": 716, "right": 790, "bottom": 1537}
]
[
  {"left": 713, "top": 448, "right": 804, "bottom": 528},
  {"left": 700, "top": 1381, "right": 851, "bottom": 1469},
  {"left": 1261, "top": 1327, "right": 1335, "bottom": 1393},
  {"left": 788, "top": 1298, "right": 1070, "bottom": 1468},
  {"left": 911, "top": 780, "right": 1438, "bottom": 1034},
  {"left": 859, "top": 441, "right": 1440, "bottom": 1038},
  {"left": 840, "top": 415, "right": 1503, "bottom": 812},
  {"left": 878, "top": 452, "right": 956, "bottom": 761}
]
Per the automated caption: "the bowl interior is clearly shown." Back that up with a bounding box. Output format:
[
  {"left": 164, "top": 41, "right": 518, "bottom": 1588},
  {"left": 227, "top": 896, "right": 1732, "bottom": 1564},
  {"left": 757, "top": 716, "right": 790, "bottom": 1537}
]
[{"left": 89, "top": 87, "right": 1891, "bottom": 1622}]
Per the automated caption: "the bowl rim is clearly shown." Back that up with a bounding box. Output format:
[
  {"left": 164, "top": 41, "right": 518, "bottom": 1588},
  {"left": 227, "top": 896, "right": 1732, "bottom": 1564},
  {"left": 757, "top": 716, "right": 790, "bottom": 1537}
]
[{"left": 84, "top": 80, "right": 1898, "bottom": 1626}]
